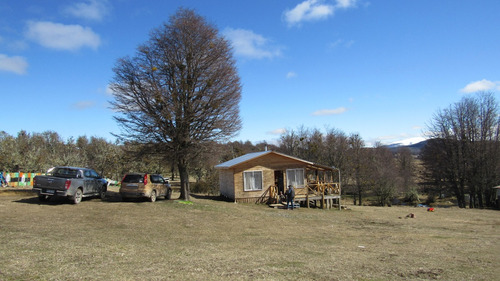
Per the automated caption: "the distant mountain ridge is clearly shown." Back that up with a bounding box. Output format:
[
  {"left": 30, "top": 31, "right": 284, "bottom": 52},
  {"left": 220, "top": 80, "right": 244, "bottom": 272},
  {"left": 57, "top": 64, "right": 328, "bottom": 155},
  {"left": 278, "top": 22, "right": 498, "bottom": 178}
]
[{"left": 385, "top": 140, "right": 428, "bottom": 155}]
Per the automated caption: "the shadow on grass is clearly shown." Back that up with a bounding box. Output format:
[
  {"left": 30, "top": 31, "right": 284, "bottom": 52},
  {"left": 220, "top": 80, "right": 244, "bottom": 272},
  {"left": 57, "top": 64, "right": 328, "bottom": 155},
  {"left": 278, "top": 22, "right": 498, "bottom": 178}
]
[
  {"left": 190, "top": 193, "right": 233, "bottom": 202},
  {"left": 11, "top": 191, "right": 228, "bottom": 205},
  {"left": 13, "top": 191, "right": 127, "bottom": 205},
  {"left": 14, "top": 196, "right": 91, "bottom": 205}
]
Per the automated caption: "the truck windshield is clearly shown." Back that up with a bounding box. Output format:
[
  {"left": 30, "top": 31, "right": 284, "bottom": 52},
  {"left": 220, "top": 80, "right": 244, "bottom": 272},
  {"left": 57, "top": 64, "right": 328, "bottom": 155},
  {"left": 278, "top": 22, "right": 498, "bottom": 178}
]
[{"left": 51, "top": 168, "right": 79, "bottom": 178}]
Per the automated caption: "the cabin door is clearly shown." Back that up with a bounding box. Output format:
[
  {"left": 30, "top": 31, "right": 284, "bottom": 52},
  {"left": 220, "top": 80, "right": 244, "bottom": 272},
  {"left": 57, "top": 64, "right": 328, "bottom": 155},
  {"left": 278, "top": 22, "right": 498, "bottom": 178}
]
[{"left": 274, "top": 171, "right": 284, "bottom": 195}]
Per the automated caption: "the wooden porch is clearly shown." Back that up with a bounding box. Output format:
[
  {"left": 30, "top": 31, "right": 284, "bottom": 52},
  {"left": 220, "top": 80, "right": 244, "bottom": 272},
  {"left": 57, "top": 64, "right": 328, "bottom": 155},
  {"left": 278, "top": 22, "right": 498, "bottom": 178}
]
[{"left": 257, "top": 181, "right": 341, "bottom": 210}]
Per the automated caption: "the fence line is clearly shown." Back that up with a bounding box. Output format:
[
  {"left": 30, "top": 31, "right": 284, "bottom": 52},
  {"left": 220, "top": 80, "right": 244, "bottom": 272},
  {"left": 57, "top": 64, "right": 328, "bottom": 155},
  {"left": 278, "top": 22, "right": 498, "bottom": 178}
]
[{"left": 1, "top": 172, "right": 42, "bottom": 187}]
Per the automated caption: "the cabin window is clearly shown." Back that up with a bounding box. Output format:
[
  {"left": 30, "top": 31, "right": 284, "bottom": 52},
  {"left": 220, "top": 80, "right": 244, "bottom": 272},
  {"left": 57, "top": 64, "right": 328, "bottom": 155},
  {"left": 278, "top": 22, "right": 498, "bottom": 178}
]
[
  {"left": 286, "top": 168, "right": 305, "bottom": 188},
  {"left": 243, "top": 170, "right": 263, "bottom": 191}
]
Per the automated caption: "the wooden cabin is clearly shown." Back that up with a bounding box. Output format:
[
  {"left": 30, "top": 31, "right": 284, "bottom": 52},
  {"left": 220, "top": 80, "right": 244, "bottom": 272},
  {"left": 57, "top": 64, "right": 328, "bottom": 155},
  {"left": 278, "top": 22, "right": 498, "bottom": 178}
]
[{"left": 215, "top": 151, "right": 341, "bottom": 209}]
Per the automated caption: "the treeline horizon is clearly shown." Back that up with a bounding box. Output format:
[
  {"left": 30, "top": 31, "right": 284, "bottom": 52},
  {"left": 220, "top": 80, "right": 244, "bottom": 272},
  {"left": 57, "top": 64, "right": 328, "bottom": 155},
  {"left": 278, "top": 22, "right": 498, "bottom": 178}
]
[{"left": 1, "top": 91, "right": 499, "bottom": 209}]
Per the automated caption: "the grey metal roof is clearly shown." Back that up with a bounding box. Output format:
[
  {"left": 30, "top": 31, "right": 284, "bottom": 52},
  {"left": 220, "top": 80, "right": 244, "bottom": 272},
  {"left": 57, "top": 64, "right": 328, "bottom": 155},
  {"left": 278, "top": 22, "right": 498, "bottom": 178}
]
[
  {"left": 215, "top": 151, "right": 271, "bottom": 169},
  {"left": 214, "top": 151, "right": 335, "bottom": 172}
]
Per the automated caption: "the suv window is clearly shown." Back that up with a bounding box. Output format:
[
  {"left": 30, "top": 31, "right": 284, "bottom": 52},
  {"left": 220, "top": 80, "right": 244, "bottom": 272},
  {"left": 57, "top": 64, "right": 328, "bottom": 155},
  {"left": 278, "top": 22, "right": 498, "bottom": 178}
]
[
  {"left": 122, "top": 174, "right": 144, "bottom": 183},
  {"left": 150, "top": 175, "right": 164, "bottom": 184}
]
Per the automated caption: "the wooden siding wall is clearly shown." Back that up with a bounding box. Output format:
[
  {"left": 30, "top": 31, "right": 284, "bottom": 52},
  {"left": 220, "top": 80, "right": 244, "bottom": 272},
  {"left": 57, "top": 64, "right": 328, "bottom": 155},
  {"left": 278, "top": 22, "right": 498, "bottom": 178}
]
[
  {"left": 219, "top": 170, "right": 235, "bottom": 200},
  {"left": 230, "top": 154, "right": 308, "bottom": 203}
]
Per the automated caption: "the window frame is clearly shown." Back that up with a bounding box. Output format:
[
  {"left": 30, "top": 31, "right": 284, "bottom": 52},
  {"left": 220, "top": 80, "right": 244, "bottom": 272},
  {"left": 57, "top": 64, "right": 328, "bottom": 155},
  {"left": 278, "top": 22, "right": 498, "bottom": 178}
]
[
  {"left": 243, "top": 170, "right": 263, "bottom": 191},
  {"left": 286, "top": 168, "right": 305, "bottom": 189}
]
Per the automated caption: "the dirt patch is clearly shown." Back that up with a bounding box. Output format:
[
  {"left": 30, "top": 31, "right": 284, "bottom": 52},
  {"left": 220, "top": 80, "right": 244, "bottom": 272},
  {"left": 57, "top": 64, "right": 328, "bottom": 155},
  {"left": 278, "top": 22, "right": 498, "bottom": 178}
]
[{"left": 0, "top": 188, "right": 34, "bottom": 197}]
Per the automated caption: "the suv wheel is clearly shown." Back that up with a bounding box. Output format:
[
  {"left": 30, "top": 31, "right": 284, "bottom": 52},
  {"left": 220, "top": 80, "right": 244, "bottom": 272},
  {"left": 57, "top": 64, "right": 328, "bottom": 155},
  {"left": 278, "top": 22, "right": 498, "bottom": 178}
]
[{"left": 150, "top": 190, "right": 157, "bottom": 202}]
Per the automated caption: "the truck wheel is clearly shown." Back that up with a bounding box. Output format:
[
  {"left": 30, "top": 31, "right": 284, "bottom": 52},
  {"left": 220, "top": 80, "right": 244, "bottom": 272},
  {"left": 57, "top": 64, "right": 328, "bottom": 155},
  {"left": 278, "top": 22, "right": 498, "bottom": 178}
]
[
  {"left": 72, "top": 188, "right": 83, "bottom": 204},
  {"left": 150, "top": 190, "right": 157, "bottom": 202},
  {"left": 165, "top": 189, "right": 172, "bottom": 200},
  {"left": 100, "top": 187, "right": 106, "bottom": 200},
  {"left": 38, "top": 195, "right": 49, "bottom": 202}
]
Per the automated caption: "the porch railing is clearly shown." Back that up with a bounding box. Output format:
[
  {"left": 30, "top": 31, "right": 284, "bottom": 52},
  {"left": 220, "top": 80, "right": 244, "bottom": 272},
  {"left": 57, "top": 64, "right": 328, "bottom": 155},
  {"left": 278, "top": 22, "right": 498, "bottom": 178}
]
[{"left": 257, "top": 181, "right": 341, "bottom": 208}]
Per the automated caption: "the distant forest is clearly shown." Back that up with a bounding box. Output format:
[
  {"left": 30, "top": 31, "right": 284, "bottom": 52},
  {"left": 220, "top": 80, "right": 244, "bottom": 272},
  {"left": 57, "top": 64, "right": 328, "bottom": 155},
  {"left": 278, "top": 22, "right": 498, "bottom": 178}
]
[{"left": 1, "top": 120, "right": 498, "bottom": 209}]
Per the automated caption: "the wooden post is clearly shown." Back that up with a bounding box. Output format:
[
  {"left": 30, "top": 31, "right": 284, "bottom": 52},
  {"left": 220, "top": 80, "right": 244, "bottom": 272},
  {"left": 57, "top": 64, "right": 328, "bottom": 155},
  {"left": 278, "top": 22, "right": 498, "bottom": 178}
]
[
  {"left": 338, "top": 177, "right": 341, "bottom": 210},
  {"left": 321, "top": 192, "right": 325, "bottom": 209}
]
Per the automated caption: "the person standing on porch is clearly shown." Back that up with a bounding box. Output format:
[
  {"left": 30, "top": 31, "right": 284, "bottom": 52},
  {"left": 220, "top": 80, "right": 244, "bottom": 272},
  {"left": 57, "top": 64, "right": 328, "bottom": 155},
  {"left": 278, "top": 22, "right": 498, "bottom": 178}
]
[{"left": 286, "top": 185, "right": 295, "bottom": 210}]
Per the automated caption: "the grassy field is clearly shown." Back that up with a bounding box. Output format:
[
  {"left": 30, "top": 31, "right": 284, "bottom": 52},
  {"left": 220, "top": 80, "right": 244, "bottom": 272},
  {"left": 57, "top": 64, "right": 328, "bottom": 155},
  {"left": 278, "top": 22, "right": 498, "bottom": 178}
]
[{"left": 0, "top": 188, "right": 498, "bottom": 280}]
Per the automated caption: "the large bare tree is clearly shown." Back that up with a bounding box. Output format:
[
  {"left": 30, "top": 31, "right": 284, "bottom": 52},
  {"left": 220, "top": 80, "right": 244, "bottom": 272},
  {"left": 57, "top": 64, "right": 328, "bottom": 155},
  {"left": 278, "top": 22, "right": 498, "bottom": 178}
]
[
  {"left": 422, "top": 92, "right": 500, "bottom": 208},
  {"left": 110, "top": 9, "right": 242, "bottom": 200}
]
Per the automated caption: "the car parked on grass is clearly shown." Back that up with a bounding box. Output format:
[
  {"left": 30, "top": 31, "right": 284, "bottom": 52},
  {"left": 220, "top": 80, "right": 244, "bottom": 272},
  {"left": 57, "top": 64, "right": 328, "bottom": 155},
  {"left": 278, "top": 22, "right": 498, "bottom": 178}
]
[
  {"left": 33, "top": 166, "right": 107, "bottom": 204},
  {"left": 119, "top": 173, "right": 172, "bottom": 202}
]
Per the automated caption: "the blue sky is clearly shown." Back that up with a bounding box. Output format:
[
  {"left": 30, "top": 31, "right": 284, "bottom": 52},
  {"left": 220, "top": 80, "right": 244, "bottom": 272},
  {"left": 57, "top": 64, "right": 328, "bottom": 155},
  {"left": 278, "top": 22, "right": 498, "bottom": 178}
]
[{"left": 1, "top": 0, "right": 499, "bottom": 146}]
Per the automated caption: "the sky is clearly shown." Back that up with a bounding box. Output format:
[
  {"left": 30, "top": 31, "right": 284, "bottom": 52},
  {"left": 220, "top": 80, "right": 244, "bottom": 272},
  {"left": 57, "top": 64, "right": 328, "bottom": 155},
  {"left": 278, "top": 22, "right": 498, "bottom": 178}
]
[{"left": 1, "top": 0, "right": 499, "bottom": 147}]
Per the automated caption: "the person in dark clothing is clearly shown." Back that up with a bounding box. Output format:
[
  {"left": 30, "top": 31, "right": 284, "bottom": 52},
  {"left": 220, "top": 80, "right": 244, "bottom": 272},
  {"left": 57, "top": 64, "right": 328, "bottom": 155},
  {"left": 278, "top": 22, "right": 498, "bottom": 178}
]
[{"left": 286, "top": 185, "right": 295, "bottom": 210}]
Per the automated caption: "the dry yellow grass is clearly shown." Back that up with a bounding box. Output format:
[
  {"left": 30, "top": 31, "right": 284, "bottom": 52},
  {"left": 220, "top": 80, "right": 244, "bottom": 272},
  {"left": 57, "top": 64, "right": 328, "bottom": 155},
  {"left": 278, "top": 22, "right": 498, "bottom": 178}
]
[{"left": 0, "top": 188, "right": 498, "bottom": 280}]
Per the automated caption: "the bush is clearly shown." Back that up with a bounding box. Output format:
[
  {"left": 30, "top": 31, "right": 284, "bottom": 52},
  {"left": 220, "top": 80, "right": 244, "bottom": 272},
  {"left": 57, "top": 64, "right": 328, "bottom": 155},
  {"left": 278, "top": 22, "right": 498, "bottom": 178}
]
[
  {"left": 404, "top": 187, "right": 420, "bottom": 205},
  {"left": 425, "top": 193, "right": 436, "bottom": 206},
  {"left": 191, "top": 181, "right": 211, "bottom": 194},
  {"left": 191, "top": 180, "right": 218, "bottom": 195},
  {"left": 191, "top": 169, "right": 219, "bottom": 195}
]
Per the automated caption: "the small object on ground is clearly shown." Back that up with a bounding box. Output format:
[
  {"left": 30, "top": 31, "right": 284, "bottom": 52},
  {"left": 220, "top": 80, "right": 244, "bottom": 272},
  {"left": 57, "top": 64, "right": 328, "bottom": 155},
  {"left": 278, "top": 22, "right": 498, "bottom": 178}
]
[
  {"left": 406, "top": 213, "right": 415, "bottom": 218},
  {"left": 177, "top": 200, "right": 193, "bottom": 205},
  {"left": 427, "top": 207, "right": 435, "bottom": 212}
]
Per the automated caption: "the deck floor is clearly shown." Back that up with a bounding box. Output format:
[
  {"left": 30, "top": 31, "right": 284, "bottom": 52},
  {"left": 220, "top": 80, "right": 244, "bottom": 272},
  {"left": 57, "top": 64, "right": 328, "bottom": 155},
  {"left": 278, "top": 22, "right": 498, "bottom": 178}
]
[{"left": 294, "top": 195, "right": 340, "bottom": 202}]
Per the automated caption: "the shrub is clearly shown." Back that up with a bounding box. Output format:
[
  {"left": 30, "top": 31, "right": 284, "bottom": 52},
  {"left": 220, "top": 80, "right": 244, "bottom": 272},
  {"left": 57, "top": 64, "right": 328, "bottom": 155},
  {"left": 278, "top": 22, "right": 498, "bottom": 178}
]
[
  {"left": 191, "top": 169, "right": 219, "bottom": 195},
  {"left": 425, "top": 193, "right": 436, "bottom": 206},
  {"left": 404, "top": 187, "right": 420, "bottom": 205}
]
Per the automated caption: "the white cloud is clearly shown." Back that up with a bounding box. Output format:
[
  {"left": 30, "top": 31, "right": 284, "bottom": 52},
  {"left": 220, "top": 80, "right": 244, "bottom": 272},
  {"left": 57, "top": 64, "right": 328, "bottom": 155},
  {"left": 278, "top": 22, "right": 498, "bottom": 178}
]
[
  {"left": 73, "top": 100, "right": 95, "bottom": 109},
  {"left": 329, "top": 39, "right": 343, "bottom": 48},
  {"left": 268, "top": 128, "right": 287, "bottom": 135},
  {"left": 283, "top": 0, "right": 357, "bottom": 26},
  {"left": 105, "top": 84, "right": 115, "bottom": 95},
  {"left": 329, "top": 39, "right": 355, "bottom": 49},
  {"left": 223, "top": 28, "right": 281, "bottom": 59},
  {"left": 0, "top": 54, "right": 28, "bottom": 75},
  {"left": 460, "top": 79, "right": 499, "bottom": 93},
  {"left": 336, "top": 0, "right": 357, "bottom": 9},
  {"left": 312, "top": 107, "right": 347, "bottom": 116},
  {"left": 284, "top": 0, "right": 334, "bottom": 26},
  {"left": 26, "top": 21, "right": 101, "bottom": 51},
  {"left": 286, "top": 71, "right": 297, "bottom": 79},
  {"left": 63, "top": 0, "right": 110, "bottom": 21},
  {"left": 0, "top": 35, "right": 29, "bottom": 51}
]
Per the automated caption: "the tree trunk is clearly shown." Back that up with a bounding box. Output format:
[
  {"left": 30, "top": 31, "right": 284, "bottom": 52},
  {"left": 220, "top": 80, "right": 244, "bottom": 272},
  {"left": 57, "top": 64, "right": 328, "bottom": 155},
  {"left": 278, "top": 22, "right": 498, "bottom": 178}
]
[
  {"left": 178, "top": 159, "right": 190, "bottom": 201},
  {"left": 170, "top": 161, "right": 175, "bottom": 181},
  {"left": 454, "top": 182, "right": 466, "bottom": 208},
  {"left": 477, "top": 188, "right": 484, "bottom": 208},
  {"left": 357, "top": 185, "right": 362, "bottom": 206}
]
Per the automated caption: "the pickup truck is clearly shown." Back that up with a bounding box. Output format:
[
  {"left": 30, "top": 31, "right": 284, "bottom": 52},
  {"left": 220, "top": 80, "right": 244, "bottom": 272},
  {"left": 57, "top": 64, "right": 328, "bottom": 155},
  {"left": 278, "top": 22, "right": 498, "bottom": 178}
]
[{"left": 33, "top": 166, "right": 107, "bottom": 204}]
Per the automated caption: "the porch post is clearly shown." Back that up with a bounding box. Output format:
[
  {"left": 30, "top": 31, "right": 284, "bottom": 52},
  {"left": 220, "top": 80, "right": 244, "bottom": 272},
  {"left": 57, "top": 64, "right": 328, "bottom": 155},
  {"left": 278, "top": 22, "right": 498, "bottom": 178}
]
[{"left": 332, "top": 166, "right": 341, "bottom": 210}]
